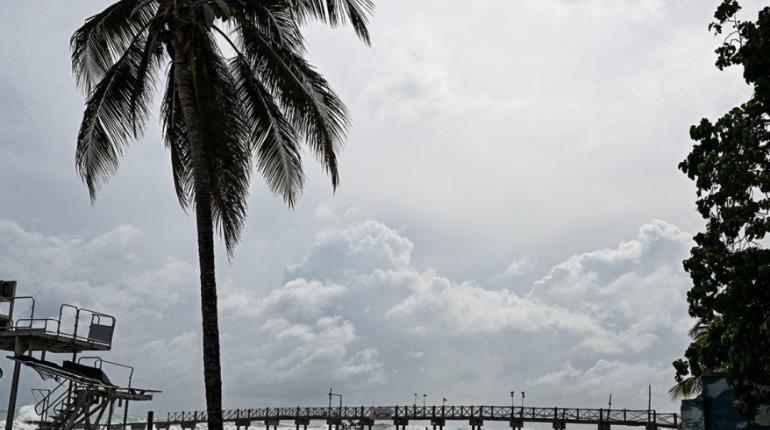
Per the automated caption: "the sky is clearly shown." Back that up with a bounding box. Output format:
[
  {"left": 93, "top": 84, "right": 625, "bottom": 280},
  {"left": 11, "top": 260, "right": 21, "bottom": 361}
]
[{"left": 0, "top": 0, "right": 759, "bottom": 420}]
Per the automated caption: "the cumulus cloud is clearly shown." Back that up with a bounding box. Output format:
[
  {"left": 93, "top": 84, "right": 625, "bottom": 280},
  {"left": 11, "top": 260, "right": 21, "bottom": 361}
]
[
  {"left": 504, "top": 257, "right": 534, "bottom": 277},
  {"left": 0, "top": 216, "right": 694, "bottom": 410},
  {"left": 222, "top": 315, "right": 386, "bottom": 402},
  {"left": 532, "top": 220, "right": 694, "bottom": 353},
  {"left": 381, "top": 269, "right": 600, "bottom": 335},
  {"left": 286, "top": 221, "right": 413, "bottom": 280},
  {"left": 259, "top": 216, "right": 694, "bottom": 408},
  {"left": 534, "top": 359, "right": 674, "bottom": 402},
  {"left": 221, "top": 278, "right": 346, "bottom": 322},
  {"left": 0, "top": 220, "right": 193, "bottom": 317}
]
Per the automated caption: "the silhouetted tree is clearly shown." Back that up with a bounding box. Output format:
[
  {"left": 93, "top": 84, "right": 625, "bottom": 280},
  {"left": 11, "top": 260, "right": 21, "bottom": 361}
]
[
  {"left": 70, "top": 1, "right": 372, "bottom": 429},
  {"left": 669, "top": 320, "right": 709, "bottom": 400},
  {"left": 677, "top": 0, "right": 770, "bottom": 419}
]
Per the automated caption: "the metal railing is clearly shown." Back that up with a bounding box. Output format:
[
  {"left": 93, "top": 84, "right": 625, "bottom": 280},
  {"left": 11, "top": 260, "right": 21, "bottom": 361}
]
[
  {"left": 57, "top": 304, "right": 116, "bottom": 345},
  {"left": 78, "top": 356, "right": 134, "bottom": 388},
  {"left": 33, "top": 380, "right": 70, "bottom": 420},
  {"left": 163, "top": 405, "right": 678, "bottom": 428},
  {"left": 0, "top": 300, "right": 116, "bottom": 347}
]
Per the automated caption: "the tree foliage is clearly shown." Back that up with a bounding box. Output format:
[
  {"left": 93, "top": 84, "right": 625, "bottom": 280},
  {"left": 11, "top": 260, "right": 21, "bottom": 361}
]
[{"left": 677, "top": 0, "right": 770, "bottom": 419}]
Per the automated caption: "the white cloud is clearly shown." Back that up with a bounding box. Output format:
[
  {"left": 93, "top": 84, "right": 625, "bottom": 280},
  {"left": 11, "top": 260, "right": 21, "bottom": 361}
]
[
  {"left": 504, "top": 257, "right": 534, "bottom": 277},
  {"left": 0, "top": 220, "right": 193, "bottom": 316},
  {"left": 227, "top": 316, "right": 386, "bottom": 390},
  {"left": 286, "top": 221, "right": 413, "bottom": 280},
  {"left": 221, "top": 278, "right": 346, "bottom": 321},
  {"left": 381, "top": 269, "right": 601, "bottom": 335},
  {"left": 534, "top": 359, "right": 674, "bottom": 400},
  {"left": 532, "top": 220, "right": 694, "bottom": 353}
]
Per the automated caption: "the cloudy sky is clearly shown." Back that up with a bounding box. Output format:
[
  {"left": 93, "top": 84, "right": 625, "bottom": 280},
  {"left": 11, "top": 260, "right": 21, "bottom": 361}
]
[{"left": 0, "top": 0, "right": 757, "bottom": 419}]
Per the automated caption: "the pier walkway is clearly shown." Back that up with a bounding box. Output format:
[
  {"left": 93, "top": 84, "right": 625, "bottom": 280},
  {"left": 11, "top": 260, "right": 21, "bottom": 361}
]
[{"left": 147, "top": 405, "right": 679, "bottom": 430}]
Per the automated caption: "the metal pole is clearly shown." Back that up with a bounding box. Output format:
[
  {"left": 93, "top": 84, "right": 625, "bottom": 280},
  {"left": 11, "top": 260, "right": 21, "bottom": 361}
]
[
  {"left": 147, "top": 411, "right": 154, "bottom": 430},
  {"left": 123, "top": 400, "right": 131, "bottom": 430},
  {"left": 107, "top": 399, "right": 116, "bottom": 430},
  {"left": 423, "top": 394, "right": 426, "bottom": 408},
  {"left": 609, "top": 394, "right": 612, "bottom": 410},
  {"left": 5, "top": 337, "right": 24, "bottom": 430},
  {"left": 648, "top": 386, "right": 651, "bottom": 422}
]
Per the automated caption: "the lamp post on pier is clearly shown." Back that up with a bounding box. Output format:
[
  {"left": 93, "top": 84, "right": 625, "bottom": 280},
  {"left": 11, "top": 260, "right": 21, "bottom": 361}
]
[
  {"left": 521, "top": 392, "right": 525, "bottom": 409},
  {"left": 423, "top": 394, "right": 427, "bottom": 408},
  {"left": 414, "top": 393, "right": 418, "bottom": 407},
  {"left": 329, "top": 388, "right": 342, "bottom": 414}
]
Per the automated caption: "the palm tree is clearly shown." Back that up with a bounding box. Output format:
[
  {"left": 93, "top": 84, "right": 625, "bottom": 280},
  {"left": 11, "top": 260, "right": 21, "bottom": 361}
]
[
  {"left": 669, "top": 320, "right": 710, "bottom": 400},
  {"left": 70, "top": 1, "right": 372, "bottom": 429}
]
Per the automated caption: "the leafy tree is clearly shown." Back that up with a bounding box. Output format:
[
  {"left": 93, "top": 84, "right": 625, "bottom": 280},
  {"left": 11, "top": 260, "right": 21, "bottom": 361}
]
[
  {"left": 70, "top": 1, "right": 372, "bottom": 429},
  {"left": 677, "top": 0, "right": 770, "bottom": 419}
]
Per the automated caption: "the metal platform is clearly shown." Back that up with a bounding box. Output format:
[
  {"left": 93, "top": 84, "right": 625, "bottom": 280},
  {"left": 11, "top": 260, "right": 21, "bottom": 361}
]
[
  {"left": 0, "top": 329, "right": 113, "bottom": 354},
  {"left": 0, "top": 280, "right": 158, "bottom": 430}
]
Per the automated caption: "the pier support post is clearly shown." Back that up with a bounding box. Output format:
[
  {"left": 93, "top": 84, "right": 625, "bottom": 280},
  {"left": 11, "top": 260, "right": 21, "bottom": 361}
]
[
  {"left": 394, "top": 417, "right": 409, "bottom": 430},
  {"left": 510, "top": 418, "right": 523, "bottom": 430},
  {"left": 553, "top": 421, "right": 565, "bottom": 430},
  {"left": 235, "top": 419, "right": 251, "bottom": 429},
  {"left": 470, "top": 417, "right": 483, "bottom": 430},
  {"left": 147, "top": 411, "right": 154, "bottom": 430},
  {"left": 359, "top": 417, "right": 374, "bottom": 430},
  {"left": 645, "top": 424, "right": 658, "bottom": 430},
  {"left": 598, "top": 423, "right": 610, "bottom": 430},
  {"left": 295, "top": 417, "right": 310, "bottom": 430}
]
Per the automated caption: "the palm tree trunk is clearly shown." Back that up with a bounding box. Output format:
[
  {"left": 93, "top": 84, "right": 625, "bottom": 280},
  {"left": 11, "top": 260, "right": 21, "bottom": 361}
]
[{"left": 173, "top": 46, "right": 225, "bottom": 430}]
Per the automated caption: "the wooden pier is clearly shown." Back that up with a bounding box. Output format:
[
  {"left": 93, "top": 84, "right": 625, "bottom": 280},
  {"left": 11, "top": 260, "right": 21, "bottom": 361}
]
[{"left": 139, "top": 405, "right": 679, "bottom": 430}]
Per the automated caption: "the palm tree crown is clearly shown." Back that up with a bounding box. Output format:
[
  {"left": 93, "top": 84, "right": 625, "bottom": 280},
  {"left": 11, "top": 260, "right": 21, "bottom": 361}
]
[{"left": 72, "top": 0, "right": 372, "bottom": 252}]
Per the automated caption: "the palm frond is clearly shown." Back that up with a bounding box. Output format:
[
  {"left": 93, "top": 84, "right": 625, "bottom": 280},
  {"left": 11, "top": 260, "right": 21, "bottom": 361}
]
[
  {"left": 130, "top": 24, "right": 165, "bottom": 132},
  {"left": 689, "top": 319, "right": 709, "bottom": 339},
  {"left": 292, "top": 0, "right": 374, "bottom": 45},
  {"left": 236, "top": 18, "right": 349, "bottom": 188},
  {"left": 71, "top": 0, "right": 158, "bottom": 93},
  {"left": 668, "top": 376, "right": 703, "bottom": 400},
  {"left": 161, "top": 63, "right": 194, "bottom": 209},
  {"left": 186, "top": 33, "right": 251, "bottom": 254},
  {"left": 236, "top": 0, "right": 305, "bottom": 52},
  {"left": 231, "top": 54, "right": 304, "bottom": 206},
  {"left": 76, "top": 31, "right": 160, "bottom": 201}
]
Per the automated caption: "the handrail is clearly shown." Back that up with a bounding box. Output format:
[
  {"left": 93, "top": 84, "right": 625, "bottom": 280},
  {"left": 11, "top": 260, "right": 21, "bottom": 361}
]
[
  {"left": 57, "top": 303, "right": 80, "bottom": 338},
  {"left": 33, "top": 380, "right": 69, "bottom": 418},
  {"left": 80, "top": 307, "right": 116, "bottom": 325},
  {"left": 78, "top": 356, "right": 134, "bottom": 388},
  {"left": 14, "top": 318, "right": 61, "bottom": 333},
  {"left": 32, "top": 388, "right": 51, "bottom": 417},
  {"left": 6, "top": 296, "right": 35, "bottom": 318},
  {"left": 56, "top": 304, "right": 116, "bottom": 344}
]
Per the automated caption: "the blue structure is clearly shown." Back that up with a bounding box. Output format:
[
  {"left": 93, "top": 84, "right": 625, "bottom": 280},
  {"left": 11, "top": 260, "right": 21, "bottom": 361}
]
[{"left": 681, "top": 373, "right": 770, "bottom": 430}]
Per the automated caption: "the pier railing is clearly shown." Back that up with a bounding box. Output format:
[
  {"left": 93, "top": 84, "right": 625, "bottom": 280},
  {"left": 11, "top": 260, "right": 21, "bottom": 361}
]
[{"left": 162, "top": 405, "right": 678, "bottom": 428}]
